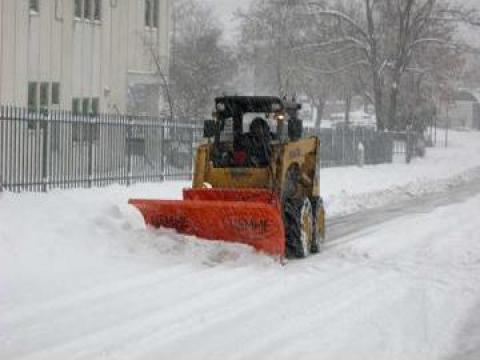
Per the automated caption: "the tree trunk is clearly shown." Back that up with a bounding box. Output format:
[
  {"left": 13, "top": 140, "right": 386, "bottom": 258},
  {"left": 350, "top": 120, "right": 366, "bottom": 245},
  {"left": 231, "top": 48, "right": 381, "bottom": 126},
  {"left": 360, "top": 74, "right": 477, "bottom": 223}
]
[
  {"left": 388, "top": 73, "right": 401, "bottom": 130},
  {"left": 373, "top": 74, "right": 385, "bottom": 131}
]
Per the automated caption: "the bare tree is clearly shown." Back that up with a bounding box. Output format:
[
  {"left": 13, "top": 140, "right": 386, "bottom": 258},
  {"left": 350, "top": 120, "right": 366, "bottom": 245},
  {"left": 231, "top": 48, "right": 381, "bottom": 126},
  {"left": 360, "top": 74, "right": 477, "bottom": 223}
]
[
  {"left": 308, "top": 0, "right": 480, "bottom": 130},
  {"left": 236, "top": 0, "right": 356, "bottom": 128},
  {"left": 170, "top": 0, "right": 238, "bottom": 119}
]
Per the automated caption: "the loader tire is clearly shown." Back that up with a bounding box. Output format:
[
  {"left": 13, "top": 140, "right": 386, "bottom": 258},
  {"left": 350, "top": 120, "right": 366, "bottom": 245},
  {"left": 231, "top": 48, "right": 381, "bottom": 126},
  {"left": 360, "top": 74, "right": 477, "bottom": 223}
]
[
  {"left": 284, "top": 197, "right": 314, "bottom": 259},
  {"left": 311, "top": 197, "right": 326, "bottom": 254}
]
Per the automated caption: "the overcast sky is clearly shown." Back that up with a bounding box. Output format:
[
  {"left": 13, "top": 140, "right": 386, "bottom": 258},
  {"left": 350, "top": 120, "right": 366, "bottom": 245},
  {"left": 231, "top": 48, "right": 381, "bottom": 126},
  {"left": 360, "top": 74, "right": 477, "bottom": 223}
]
[
  {"left": 202, "top": 0, "right": 479, "bottom": 46},
  {"left": 202, "top": 0, "right": 253, "bottom": 40}
]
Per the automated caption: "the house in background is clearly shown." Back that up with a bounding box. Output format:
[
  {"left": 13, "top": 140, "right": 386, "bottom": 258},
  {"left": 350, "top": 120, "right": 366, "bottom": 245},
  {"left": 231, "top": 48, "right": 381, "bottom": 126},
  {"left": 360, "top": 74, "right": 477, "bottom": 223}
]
[
  {"left": 438, "top": 89, "right": 480, "bottom": 130},
  {"left": 0, "top": 0, "right": 171, "bottom": 116}
]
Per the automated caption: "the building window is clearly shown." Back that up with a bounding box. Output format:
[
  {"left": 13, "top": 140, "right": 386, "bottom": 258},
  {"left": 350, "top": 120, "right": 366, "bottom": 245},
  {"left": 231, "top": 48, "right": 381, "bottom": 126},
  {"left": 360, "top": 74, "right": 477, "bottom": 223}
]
[
  {"left": 74, "top": 0, "right": 82, "bottom": 19},
  {"left": 91, "top": 98, "right": 100, "bottom": 116},
  {"left": 145, "top": 0, "right": 158, "bottom": 28},
  {"left": 72, "top": 98, "right": 81, "bottom": 115},
  {"left": 153, "top": 0, "right": 159, "bottom": 28},
  {"left": 75, "top": 0, "right": 100, "bottom": 21},
  {"left": 84, "top": 0, "right": 91, "bottom": 20},
  {"left": 39, "top": 82, "right": 49, "bottom": 115},
  {"left": 55, "top": 0, "right": 63, "bottom": 20},
  {"left": 29, "top": 0, "right": 39, "bottom": 13},
  {"left": 145, "top": 0, "right": 152, "bottom": 27},
  {"left": 28, "top": 82, "right": 38, "bottom": 112},
  {"left": 72, "top": 98, "right": 82, "bottom": 142},
  {"left": 94, "top": 0, "right": 101, "bottom": 21},
  {"left": 82, "top": 98, "right": 90, "bottom": 115},
  {"left": 71, "top": 97, "right": 100, "bottom": 142},
  {"left": 51, "top": 83, "right": 60, "bottom": 105}
]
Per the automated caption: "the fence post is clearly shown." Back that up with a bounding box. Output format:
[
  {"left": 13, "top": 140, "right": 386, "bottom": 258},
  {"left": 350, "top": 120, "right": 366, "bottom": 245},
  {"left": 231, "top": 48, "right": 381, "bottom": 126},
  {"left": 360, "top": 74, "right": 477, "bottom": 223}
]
[
  {"left": 331, "top": 129, "right": 335, "bottom": 167},
  {"left": 190, "top": 122, "right": 195, "bottom": 180},
  {"left": 160, "top": 122, "right": 165, "bottom": 182},
  {"left": 352, "top": 127, "right": 356, "bottom": 165},
  {"left": 87, "top": 118, "right": 94, "bottom": 188},
  {"left": 41, "top": 115, "right": 49, "bottom": 192},
  {"left": 126, "top": 117, "right": 133, "bottom": 186},
  {"left": 406, "top": 129, "right": 412, "bottom": 164}
]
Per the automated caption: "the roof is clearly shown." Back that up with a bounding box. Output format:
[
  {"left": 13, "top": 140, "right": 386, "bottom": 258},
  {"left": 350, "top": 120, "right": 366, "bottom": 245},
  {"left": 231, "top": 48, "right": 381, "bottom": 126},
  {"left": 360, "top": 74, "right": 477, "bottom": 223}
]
[{"left": 215, "top": 96, "right": 285, "bottom": 117}]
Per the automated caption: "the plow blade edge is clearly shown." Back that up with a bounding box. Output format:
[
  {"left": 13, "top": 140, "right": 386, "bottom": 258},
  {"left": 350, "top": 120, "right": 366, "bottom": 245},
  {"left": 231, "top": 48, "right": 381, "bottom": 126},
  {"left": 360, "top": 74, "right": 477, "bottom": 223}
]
[{"left": 129, "top": 189, "right": 286, "bottom": 256}]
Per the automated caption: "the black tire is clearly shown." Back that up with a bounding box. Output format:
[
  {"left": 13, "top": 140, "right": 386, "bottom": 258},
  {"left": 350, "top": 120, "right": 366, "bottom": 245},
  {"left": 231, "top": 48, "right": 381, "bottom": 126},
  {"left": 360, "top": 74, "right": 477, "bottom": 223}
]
[
  {"left": 311, "top": 197, "right": 326, "bottom": 254},
  {"left": 282, "top": 167, "right": 300, "bottom": 202},
  {"left": 284, "top": 197, "right": 314, "bottom": 259}
]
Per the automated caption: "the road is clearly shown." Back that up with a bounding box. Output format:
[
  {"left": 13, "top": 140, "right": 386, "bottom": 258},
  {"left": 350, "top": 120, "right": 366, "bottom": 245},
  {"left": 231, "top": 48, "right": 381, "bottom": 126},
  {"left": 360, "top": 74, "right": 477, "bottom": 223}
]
[
  {"left": 2, "top": 179, "right": 480, "bottom": 359},
  {"left": 327, "top": 176, "right": 480, "bottom": 243}
]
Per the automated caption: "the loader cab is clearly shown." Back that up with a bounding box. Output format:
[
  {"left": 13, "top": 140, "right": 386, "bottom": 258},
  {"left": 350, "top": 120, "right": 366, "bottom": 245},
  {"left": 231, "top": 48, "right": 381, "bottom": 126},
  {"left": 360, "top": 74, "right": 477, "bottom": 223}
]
[{"left": 206, "top": 96, "right": 301, "bottom": 169}]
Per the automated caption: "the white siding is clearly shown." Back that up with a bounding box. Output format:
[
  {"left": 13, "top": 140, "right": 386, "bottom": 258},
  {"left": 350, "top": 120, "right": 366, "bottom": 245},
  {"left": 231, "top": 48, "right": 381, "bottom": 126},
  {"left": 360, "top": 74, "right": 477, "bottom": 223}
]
[{"left": 0, "top": 0, "right": 171, "bottom": 114}]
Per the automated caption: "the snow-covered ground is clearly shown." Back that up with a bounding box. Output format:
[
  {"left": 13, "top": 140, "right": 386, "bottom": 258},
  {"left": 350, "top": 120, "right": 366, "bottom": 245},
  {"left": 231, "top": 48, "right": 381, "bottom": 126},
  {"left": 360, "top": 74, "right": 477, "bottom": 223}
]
[
  {"left": 1, "top": 130, "right": 480, "bottom": 359},
  {"left": 323, "top": 130, "right": 480, "bottom": 216}
]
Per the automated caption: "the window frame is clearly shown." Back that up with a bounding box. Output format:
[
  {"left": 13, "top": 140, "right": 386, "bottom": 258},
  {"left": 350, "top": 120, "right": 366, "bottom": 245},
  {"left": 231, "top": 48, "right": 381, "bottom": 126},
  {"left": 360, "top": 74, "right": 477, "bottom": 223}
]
[
  {"left": 29, "top": 0, "right": 40, "bottom": 13},
  {"left": 153, "top": 0, "right": 159, "bottom": 28},
  {"left": 51, "top": 82, "right": 61, "bottom": 106},
  {"left": 84, "top": 0, "right": 92, "bottom": 21},
  {"left": 145, "top": 0, "right": 159, "bottom": 29},
  {"left": 82, "top": 98, "right": 91, "bottom": 116},
  {"left": 39, "top": 82, "right": 50, "bottom": 115},
  {"left": 28, "top": 82, "right": 38, "bottom": 113},
  {"left": 94, "top": 0, "right": 102, "bottom": 21},
  {"left": 74, "top": 0, "right": 82, "bottom": 19},
  {"left": 145, "top": 0, "right": 152, "bottom": 27},
  {"left": 91, "top": 97, "right": 100, "bottom": 116},
  {"left": 72, "top": 98, "right": 82, "bottom": 142},
  {"left": 72, "top": 98, "right": 81, "bottom": 115}
]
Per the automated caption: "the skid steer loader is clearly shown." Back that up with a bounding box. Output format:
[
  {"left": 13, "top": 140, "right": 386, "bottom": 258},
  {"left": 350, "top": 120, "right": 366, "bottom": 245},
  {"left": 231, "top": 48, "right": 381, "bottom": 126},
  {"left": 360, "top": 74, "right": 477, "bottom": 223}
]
[{"left": 129, "top": 96, "right": 325, "bottom": 258}]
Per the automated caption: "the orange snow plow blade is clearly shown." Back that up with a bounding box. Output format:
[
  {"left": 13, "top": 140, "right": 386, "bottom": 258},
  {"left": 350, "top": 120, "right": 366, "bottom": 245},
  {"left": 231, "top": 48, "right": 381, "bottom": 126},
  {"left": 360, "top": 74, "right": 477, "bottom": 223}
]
[{"left": 129, "top": 189, "right": 286, "bottom": 256}]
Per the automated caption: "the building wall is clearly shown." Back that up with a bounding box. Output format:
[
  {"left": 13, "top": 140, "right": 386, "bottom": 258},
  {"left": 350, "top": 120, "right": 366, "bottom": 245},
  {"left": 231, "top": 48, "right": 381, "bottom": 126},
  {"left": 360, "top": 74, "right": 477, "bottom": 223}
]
[
  {"left": 439, "top": 100, "right": 478, "bottom": 129},
  {"left": 0, "top": 0, "right": 171, "bottom": 115}
]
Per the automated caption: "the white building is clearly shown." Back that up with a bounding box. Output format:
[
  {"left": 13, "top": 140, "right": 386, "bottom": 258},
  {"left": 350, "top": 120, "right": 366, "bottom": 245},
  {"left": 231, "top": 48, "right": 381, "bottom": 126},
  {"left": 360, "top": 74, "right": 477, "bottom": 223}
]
[{"left": 0, "top": 0, "right": 171, "bottom": 116}]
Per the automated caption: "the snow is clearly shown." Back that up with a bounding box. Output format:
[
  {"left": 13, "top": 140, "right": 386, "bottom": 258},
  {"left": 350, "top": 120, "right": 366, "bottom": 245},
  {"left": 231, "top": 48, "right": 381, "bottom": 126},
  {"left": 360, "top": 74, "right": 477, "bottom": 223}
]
[
  {"left": 201, "top": 0, "right": 252, "bottom": 41},
  {"left": 1, "top": 130, "right": 480, "bottom": 359},
  {"left": 322, "top": 109, "right": 377, "bottom": 129},
  {"left": 322, "top": 130, "right": 480, "bottom": 216}
]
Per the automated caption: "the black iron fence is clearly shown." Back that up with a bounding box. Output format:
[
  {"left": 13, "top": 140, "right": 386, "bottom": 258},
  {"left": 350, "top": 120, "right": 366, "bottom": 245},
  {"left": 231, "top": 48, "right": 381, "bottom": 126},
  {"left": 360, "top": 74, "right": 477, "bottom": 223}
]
[
  {"left": 0, "top": 106, "right": 203, "bottom": 192},
  {"left": 1, "top": 105, "right": 418, "bottom": 192},
  {"left": 305, "top": 126, "right": 395, "bottom": 167}
]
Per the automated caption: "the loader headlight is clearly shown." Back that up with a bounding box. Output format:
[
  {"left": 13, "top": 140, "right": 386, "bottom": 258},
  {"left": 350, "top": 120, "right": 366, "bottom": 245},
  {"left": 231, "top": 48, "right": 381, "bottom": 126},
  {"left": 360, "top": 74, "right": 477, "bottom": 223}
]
[{"left": 216, "top": 102, "right": 226, "bottom": 112}]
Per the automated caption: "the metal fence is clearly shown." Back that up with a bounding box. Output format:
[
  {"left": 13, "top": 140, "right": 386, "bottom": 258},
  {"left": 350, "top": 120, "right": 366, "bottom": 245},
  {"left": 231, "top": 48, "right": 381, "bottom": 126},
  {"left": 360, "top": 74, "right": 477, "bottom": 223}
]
[
  {"left": 0, "top": 106, "right": 203, "bottom": 192},
  {"left": 1, "top": 105, "right": 414, "bottom": 193},
  {"left": 306, "top": 126, "right": 394, "bottom": 167}
]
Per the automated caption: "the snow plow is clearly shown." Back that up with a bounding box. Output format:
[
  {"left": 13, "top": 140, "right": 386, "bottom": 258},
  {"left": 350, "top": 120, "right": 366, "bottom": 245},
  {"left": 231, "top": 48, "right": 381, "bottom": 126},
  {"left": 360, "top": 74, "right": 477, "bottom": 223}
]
[{"left": 129, "top": 96, "right": 325, "bottom": 258}]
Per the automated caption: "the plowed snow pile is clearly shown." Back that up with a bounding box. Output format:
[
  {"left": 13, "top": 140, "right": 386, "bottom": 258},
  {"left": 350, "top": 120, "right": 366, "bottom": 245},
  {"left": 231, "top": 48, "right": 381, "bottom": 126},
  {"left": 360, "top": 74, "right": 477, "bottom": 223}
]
[{"left": 1, "top": 130, "right": 480, "bottom": 359}]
